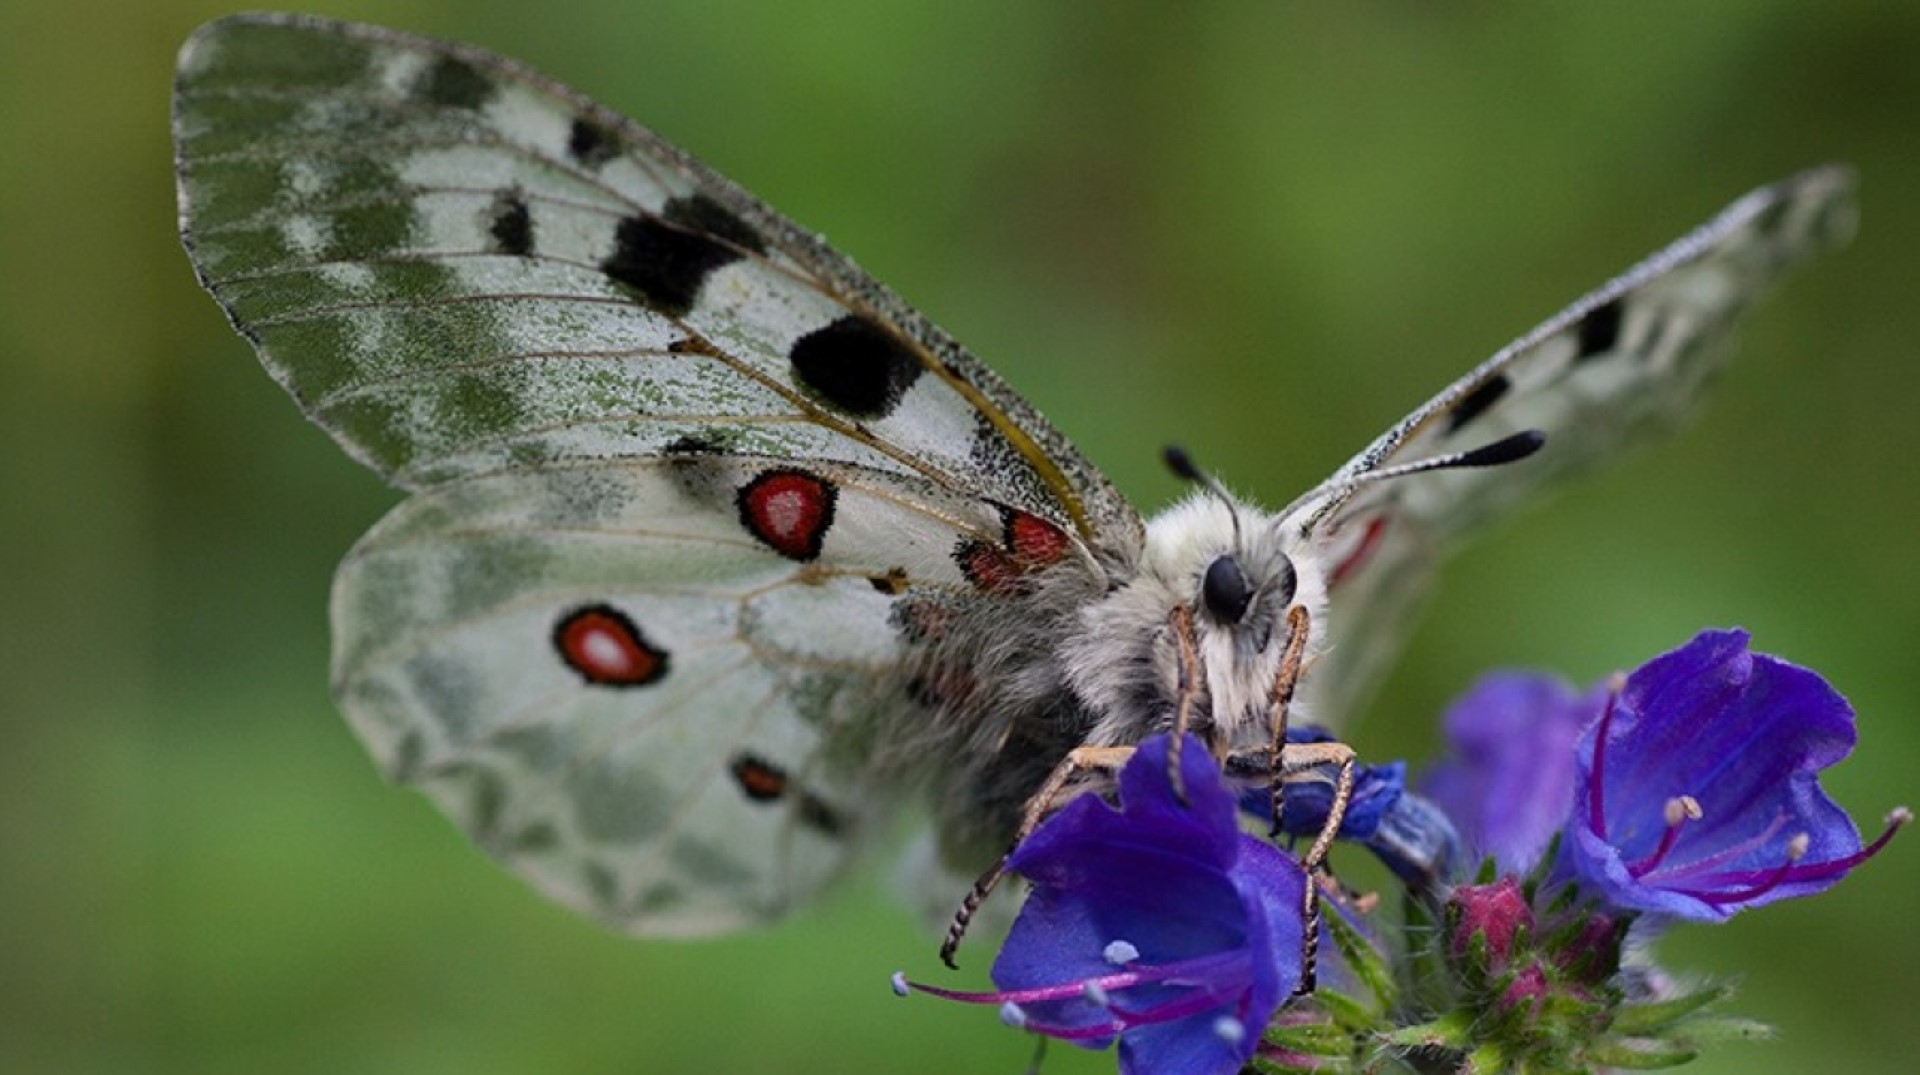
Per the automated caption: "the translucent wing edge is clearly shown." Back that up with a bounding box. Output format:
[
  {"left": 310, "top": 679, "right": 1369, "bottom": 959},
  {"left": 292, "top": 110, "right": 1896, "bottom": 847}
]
[{"left": 1312, "top": 164, "right": 1857, "bottom": 506}]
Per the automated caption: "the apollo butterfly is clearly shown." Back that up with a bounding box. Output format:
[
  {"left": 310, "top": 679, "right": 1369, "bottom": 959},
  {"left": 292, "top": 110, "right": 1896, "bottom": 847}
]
[{"left": 172, "top": 13, "right": 1854, "bottom": 944}]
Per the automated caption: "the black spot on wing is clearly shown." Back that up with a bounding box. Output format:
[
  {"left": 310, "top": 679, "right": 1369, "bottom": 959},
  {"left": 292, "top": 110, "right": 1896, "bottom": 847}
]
[
  {"left": 600, "top": 195, "right": 764, "bottom": 317},
  {"left": 796, "top": 792, "right": 848, "bottom": 837},
  {"left": 663, "top": 431, "right": 732, "bottom": 456},
  {"left": 1574, "top": 298, "right": 1625, "bottom": 362},
  {"left": 1750, "top": 195, "right": 1792, "bottom": 237},
  {"left": 665, "top": 193, "right": 766, "bottom": 255},
  {"left": 789, "top": 315, "right": 924, "bottom": 419},
  {"left": 724, "top": 754, "right": 847, "bottom": 836},
  {"left": 567, "top": 116, "right": 621, "bottom": 169},
  {"left": 488, "top": 188, "right": 533, "bottom": 256},
  {"left": 415, "top": 54, "right": 495, "bottom": 110},
  {"left": 1445, "top": 373, "right": 1511, "bottom": 434}
]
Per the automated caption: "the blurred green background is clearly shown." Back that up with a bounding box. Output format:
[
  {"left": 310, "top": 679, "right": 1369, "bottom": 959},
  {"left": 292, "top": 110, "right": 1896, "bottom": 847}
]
[{"left": 3, "top": 1, "right": 1915, "bottom": 1072}]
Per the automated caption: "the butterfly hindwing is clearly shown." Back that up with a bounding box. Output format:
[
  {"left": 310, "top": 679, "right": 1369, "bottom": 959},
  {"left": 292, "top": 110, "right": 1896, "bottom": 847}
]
[
  {"left": 1294, "top": 166, "right": 1857, "bottom": 726},
  {"left": 331, "top": 455, "right": 1009, "bottom": 931},
  {"left": 173, "top": 13, "right": 1124, "bottom": 932}
]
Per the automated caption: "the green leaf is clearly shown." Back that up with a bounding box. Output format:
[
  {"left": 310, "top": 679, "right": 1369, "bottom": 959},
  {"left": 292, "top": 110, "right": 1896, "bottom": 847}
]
[
  {"left": 1386, "top": 1010, "right": 1477, "bottom": 1052},
  {"left": 1324, "top": 902, "right": 1397, "bottom": 1011},
  {"left": 1585, "top": 1042, "right": 1700, "bottom": 1069},
  {"left": 1610, "top": 983, "right": 1734, "bottom": 1034}
]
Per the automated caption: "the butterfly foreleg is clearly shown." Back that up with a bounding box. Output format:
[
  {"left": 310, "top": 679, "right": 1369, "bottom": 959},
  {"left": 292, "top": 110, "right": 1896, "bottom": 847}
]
[
  {"left": 1225, "top": 736, "right": 1356, "bottom": 995},
  {"left": 1166, "top": 603, "right": 1206, "bottom": 804},
  {"left": 939, "top": 744, "right": 1135, "bottom": 969},
  {"left": 1265, "top": 603, "right": 1314, "bottom": 837}
]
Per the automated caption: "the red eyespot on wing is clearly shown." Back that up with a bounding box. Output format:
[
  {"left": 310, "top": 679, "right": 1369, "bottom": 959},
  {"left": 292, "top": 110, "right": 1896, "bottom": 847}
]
[
  {"left": 893, "top": 598, "right": 956, "bottom": 643},
  {"left": 956, "top": 539, "right": 1023, "bottom": 594},
  {"left": 1006, "top": 509, "right": 1070, "bottom": 566},
  {"left": 1329, "top": 516, "right": 1390, "bottom": 590},
  {"left": 955, "top": 508, "right": 1071, "bottom": 593},
  {"left": 737, "top": 469, "right": 838, "bottom": 561},
  {"left": 553, "top": 604, "right": 670, "bottom": 687},
  {"left": 729, "top": 753, "right": 789, "bottom": 802}
]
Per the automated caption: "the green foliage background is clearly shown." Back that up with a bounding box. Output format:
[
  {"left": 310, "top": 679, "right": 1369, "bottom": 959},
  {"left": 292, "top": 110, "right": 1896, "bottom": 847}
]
[{"left": 2, "top": 2, "right": 1915, "bottom": 1072}]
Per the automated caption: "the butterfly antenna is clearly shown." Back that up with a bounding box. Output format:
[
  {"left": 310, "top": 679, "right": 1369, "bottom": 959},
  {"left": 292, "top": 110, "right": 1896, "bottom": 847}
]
[
  {"left": 1164, "top": 445, "right": 1243, "bottom": 551},
  {"left": 1292, "top": 429, "right": 1546, "bottom": 537},
  {"left": 1350, "top": 428, "right": 1546, "bottom": 486}
]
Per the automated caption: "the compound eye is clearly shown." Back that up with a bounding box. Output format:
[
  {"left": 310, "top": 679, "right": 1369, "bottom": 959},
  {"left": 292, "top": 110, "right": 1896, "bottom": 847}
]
[{"left": 1202, "top": 554, "right": 1255, "bottom": 624}]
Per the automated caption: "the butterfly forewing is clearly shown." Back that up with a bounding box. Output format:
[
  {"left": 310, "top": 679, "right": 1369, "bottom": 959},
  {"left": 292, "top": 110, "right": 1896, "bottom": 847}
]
[
  {"left": 173, "top": 13, "right": 1137, "bottom": 549},
  {"left": 174, "top": 13, "right": 1128, "bottom": 933},
  {"left": 1293, "top": 166, "right": 1856, "bottom": 727}
]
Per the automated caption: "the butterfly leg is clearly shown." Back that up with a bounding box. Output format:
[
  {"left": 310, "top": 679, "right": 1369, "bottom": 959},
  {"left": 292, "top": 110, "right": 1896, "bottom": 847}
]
[
  {"left": 940, "top": 744, "right": 1134, "bottom": 969},
  {"left": 1165, "top": 603, "right": 1206, "bottom": 804},
  {"left": 1265, "top": 603, "right": 1313, "bottom": 837},
  {"left": 1226, "top": 737, "right": 1356, "bottom": 994}
]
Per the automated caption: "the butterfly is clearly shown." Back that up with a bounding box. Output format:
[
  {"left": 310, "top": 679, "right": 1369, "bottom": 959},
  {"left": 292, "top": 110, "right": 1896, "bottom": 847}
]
[{"left": 172, "top": 12, "right": 1855, "bottom": 950}]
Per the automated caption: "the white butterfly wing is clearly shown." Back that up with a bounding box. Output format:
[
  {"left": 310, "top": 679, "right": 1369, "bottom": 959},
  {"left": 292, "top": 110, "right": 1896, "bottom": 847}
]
[
  {"left": 174, "top": 14, "right": 1133, "bottom": 932},
  {"left": 333, "top": 460, "right": 994, "bottom": 931},
  {"left": 1292, "top": 166, "right": 1856, "bottom": 727}
]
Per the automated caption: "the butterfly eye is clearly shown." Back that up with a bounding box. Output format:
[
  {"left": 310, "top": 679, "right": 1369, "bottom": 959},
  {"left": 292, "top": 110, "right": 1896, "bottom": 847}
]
[
  {"left": 1274, "top": 555, "right": 1298, "bottom": 608},
  {"left": 1202, "top": 554, "right": 1255, "bottom": 624}
]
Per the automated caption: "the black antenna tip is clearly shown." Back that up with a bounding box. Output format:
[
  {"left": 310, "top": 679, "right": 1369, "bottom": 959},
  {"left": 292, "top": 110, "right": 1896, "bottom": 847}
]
[
  {"left": 1457, "top": 429, "right": 1547, "bottom": 468},
  {"left": 1163, "top": 445, "right": 1203, "bottom": 481}
]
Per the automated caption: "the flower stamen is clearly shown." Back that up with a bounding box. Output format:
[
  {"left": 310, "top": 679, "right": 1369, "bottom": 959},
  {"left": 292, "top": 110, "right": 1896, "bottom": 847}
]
[
  {"left": 1629, "top": 795, "right": 1702, "bottom": 878},
  {"left": 1698, "top": 832, "right": 1807, "bottom": 906}
]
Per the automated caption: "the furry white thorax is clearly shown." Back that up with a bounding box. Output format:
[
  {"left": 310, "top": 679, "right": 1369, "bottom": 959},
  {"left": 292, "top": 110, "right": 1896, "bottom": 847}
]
[{"left": 1064, "top": 489, "right": 1330, "bottom": 752}]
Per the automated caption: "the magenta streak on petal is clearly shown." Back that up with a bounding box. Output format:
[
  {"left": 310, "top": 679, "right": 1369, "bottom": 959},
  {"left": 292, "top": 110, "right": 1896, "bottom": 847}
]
[
  {"left": 904, "top": 950, "right": 1245, "bottom": 1008},
  {"left": 1736, "top": 812, "right": 1909, "bottom": 889},
  {"left": 1105, "top": 981, "right": 1249, "bottom": 1028},
  {"left": 1694, "top": 857, "right": 1800, "bottom": 906},
  {"left": 1683, "top": 812, "right": 1906, "bottom": 902},
  {"left": 1009, "top": 1015, "right": 1125, "bottom": 1043},
  {"left": 1642, "top": 812, "right": 1789, "bottom": 884},
  {"left": 1009, "top": 976, "right": 1253, "bottom": 1041},
  {"left": 1586, "top": 686, "right": 1620, "bottom": 841}
]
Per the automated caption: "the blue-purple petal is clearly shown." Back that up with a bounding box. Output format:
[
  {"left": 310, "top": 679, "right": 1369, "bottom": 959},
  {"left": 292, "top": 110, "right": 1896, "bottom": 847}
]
[
  {"left": 989, "top": 734, "right": 1304, "bottom": 1074},
  {"left": 1239, "top": 726, "right": 1407, "bottom": 842},
  {"left": 1423, "top": 672, "right": 1602, "bottom": 872},
  {"left": 1561, "top": 629, "right": 1867, "bottom": 919}
]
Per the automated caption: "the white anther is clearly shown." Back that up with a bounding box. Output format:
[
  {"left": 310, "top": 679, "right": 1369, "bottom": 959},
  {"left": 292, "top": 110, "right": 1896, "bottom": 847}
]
[{"left": 1664, "top": 795, "right": 1703, "bottom": 827}]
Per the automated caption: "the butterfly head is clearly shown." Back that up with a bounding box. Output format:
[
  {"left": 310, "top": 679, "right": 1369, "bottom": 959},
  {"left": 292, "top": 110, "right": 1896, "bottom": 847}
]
[{"left": 1070, "top": 483, "right": 1330, "bottom": 751}]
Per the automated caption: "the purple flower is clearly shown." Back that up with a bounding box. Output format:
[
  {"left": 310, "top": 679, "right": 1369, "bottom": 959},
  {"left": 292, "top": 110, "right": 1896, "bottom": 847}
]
[
  {"left": 1238, "top": 727, "right": 1464, "bottom": 889},
  {"left": 903, "top": 734, "right": 1306, "bottom": 1075},
  {"left": 1557, "top": 629, "right": 1907, "bottom": 921},
  {"left": 1239, "top": 725, "right": 1407, "bottom": 842},
  {"left": 1423, "top": 672, "right": 1603, "bottom": 873}
]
